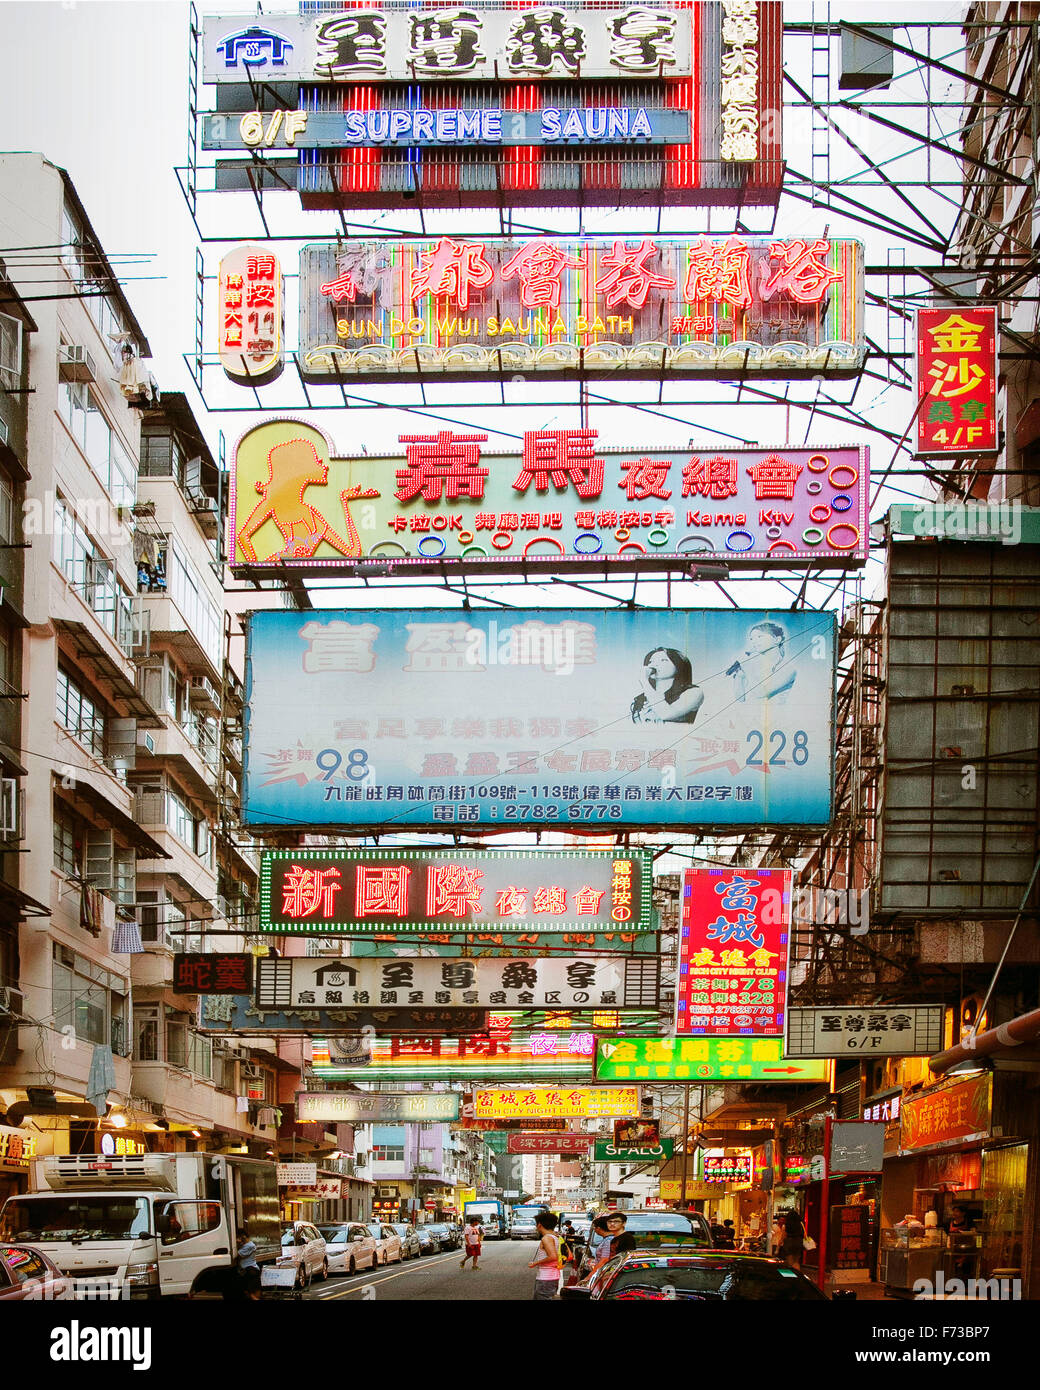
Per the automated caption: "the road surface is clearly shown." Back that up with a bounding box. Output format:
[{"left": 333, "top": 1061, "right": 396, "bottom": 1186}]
[{"left": 303, "top": 1236, "right": 545, "bottom": 1302}]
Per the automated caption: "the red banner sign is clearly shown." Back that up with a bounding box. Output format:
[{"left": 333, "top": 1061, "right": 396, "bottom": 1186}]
[
  {"left": 915, "top": 306, "right": 998, "bottom": 457},
  {"left": 506, "top": 1132, "right": 592, "bottom": 1154},
  {"left": 703, "top": 1153, "right": 752, "bottom": 1183},
  {"left": 677, "top": 867, "right": 790, "bottom": 1035},
  {"left": 899, "top": 1074, "right": 992, "bottom": 1151}
]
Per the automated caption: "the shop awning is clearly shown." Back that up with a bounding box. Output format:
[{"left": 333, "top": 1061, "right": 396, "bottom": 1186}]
[{"left": 0, "top": 883, "right": 50, "bottom": 921}]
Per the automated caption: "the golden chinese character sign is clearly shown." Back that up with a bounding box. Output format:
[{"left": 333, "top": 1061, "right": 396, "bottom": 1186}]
[
  {"left": 677, "top": 867, "right": 791, "bottom": 1036},
  {"left": 915, "top": 307, "right": 998, "bottom": 457},
  {"left": 297, "top": 236, "right": 864, "bottom": 380},
  {"left": 201, "top": 4, "right": 783, "bottom": 210},
  {"left": 472, "top": 1086, "right": 640, "bottom": 1119},
  {"left": 243, "top": 607, "right": 836, "bottom": 829},
  {"left": 231, "top": 419, "right": 869, "bottom": 573},
  {"left": 217, "top": 244, "right": 284, "bottom": 384},
  {"left": 899, "top": 1074, "right": 992, "bottom": 1152},
  {"left": 594, "top": 1036, "right": 828, "bottom": 1082}
]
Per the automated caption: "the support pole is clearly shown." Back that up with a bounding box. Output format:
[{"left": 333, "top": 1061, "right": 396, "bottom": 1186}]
[
  {"left": 819, "top": 1114, "right": 832, "bottom": 1289},
  {"left": 680, "top": 1084, "right": 691, "bottom": 1208}
]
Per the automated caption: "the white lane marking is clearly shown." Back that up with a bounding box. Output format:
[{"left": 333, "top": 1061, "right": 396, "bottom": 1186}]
[{"left": 314, "top": 1251, "right": 460, "bottom": 1300}]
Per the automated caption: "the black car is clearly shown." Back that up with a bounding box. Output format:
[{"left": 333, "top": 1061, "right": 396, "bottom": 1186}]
[
  {"left": 577, "top": 1210, "right": 713, "bottom": 1279},
  {"left": 562, "top": 1250, "right": 844, "bottom": 1301}
]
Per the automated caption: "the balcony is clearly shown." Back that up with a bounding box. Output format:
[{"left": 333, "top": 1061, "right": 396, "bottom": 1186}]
[
  {"left": 136, "top": 593, "right": 221, "bottom": 683},
  {"left": 137, "top": 717, "right": 220, "bottom": 806}
]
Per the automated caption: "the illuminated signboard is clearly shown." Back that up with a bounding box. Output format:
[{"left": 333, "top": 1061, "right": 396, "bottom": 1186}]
[
  {"left": 243, "top": 607, "right": 836, "bottom": 830},
  {"left": 472, "top": 1087, "right": 640, "bottom": 1120},
  {"left": 899, "top": 1074, "right": 992, "bottom": 1153},
  {"left": 915, "top": 307, "right": 999, "bottom": 458},
  {"left": 258, "top": 849, "right": 651, "bottom": 935},
  {"left": 231, "top": 419, "right": 869, "bottom": 572},
  {"left": 297, "top": 237, "right": 864, "bottom": 380},
  {"left": 677, "top": 867, "right": 791, "bottom": 1036},
  {"left": 311, "top": 1028, "right": 600, "bottom": 1081},
  {"left": 702, "top": 1152, "right": 752, "bottom": 1183},
  {"left": 296, "top": 1092, "right": 461, "bottom": 1122},
  {"left": 0, "top": 1128, "right": 37, "bottom": 1166},
  {"left": 594, "top": 1036, "right": 830, "bottom": 1083},
  {"left": 593, "top": 1139, "right": 674, "bottom": 1162},
  {"left": 217, "top": 244, "right": 284, "bottom": 384},
  {"left": 202, "top": 5, "right": 783, "bottom": 209},
  {"left": 204, "top": 107, "right": 691, "bottom": 150},
  {"left": 786, "top": 1005, "right": 945, "bottom": 1059},
  {"left": 204, "top": 6, "right": 696, "bottom": 82},
  {"left": 173, "top": 953, "right": 253, "bottom": 995},
  {"left": 508, "top": 1132, "right": 593, "bottom": 1154},
  {"left": 198, "top": 996, "right": 489, "bottom": 1036},
  {"left": 255, "top": 952, "right": 659, "bottom": 1010}
]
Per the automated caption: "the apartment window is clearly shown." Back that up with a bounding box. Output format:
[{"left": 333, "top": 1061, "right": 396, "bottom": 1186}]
[
  {"left": 60, "top": 205, "right": 130, "bottom": 363},
  {"left": 51, "top": 943, "right": 128, "bottom": 1049},
  {"left": 0, "top": 311, "right": 22, "bottom": 388},
  {"left": 59, "top": 382, "right": 136, "bottom": 507},
  {"left": 162, "top": 539, "right": 220, "bottom": 668},
  {"left": 53, "top": 498, "right": 133, "bottom": 649},
  {"left": 0, "top": 469, "right": 14, "bottom": 545},
  {"left": 134, "top": 1004, "right": 159, "bottom": 1061},
  {"left": 56, "top": 665, "right": 106, "bottom": 760},
  {"left": 0, "top": 621, "right": 13, "bottom": 694},
  {"left": 372, "top": 1146, "right": 405, "bottom": 1163},
  {"left": 53, "top": 804, "right": 80, "bottom": 877}
]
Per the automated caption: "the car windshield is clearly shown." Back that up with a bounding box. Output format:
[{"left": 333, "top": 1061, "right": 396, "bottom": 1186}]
[
  {"left": 390, "top": 1225, "right": 410, "bottom": 1236},
  {"left": 280, "top": 1229, "right": 297, "bottom": 1246},
  {"left": 363, "top": 1226, "right": 381, "bottom": 1239},
  {"left": 611, "top": 1213, "right": 694, "bottom": 1233},
  {"left": 428, "top": 1225, "right": 447, "bottom": 1234},
  {"left": 608, "top": 1259, "right": 826, "bottom": 1301},
  {"left": 0, "top": 1197, "right": 151, "bottom": 1243},
  {"left": 319, "top": 1227, "right": 349, "bottom": 1244}
]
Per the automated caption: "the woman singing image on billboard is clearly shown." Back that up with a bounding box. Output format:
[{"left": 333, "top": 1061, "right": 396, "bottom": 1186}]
[{"left": 630, "top": 647, "right": 704, "bottom": 725}]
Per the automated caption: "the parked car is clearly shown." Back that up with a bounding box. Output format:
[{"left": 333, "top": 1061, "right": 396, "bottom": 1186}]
[
  {"left": 365, "top": 1223, "right": 402, "bottom": 1266},
  {"left": 562, "top": 1250, "right": 837, "bottom": 1302},
  {"left": 277, "top": 1221, "right": 328, "bottom": 1287},
  {"left": 387, "top": 1223, "right": 422, "bottom": 1260},
  {"left": 425, "top": 1222, "right": 460, "bottom": 1251},
  {"left": 0, "top": 1244, "right": 74, "bottom": 1301},
  {"left": 318, "top": 1223, "right": 378, "bottom": 1276},
  {"left": 511, "top": 1212, "right": 541, "bottom": 1240},
  {"left": 416, "top": 1226, "right": 438, "bottom": 1256},
  {"left": 577, "top": 1210, "right": 713, "bottom": 1280}
]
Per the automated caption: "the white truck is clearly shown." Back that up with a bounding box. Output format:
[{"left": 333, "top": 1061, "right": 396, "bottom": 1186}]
[{"left": 0, "top": 1151, "right": 280, "bottom": 1300}]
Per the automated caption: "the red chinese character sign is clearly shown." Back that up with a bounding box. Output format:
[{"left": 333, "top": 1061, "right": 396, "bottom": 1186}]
[
  {"left": 260, "top": 848, "right": 652, "bottom": 935},
  {"left": 915, "top": 307, "right": 998, "bottom": 457},
  {"left": 231, "top": 419, "right": 869, "bottom": 573},
  {"left": 298, "top": 237, "right": 864, "bottom": 381},
  {"left": 677, "top": 868, "right": 792, "bottom": 1036},
  {"left": 218, "top": 244, "right": 284, "bottom": 384},
  {"left": 172, "top": 954, "right": 254, "bottom": 994}
]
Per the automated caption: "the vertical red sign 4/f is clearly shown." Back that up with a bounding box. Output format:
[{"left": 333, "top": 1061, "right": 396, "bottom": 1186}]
[
  {"left": 677, "top": 866, "right": 791, "bottom": 1036},
  {"left": 915, "top": 306, "right": 999, "bottom": 456}
]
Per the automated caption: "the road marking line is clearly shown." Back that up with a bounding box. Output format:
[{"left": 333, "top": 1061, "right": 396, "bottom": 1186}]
[{"left": 315, "top": 1252, "right": 460, "bottom": 1300}]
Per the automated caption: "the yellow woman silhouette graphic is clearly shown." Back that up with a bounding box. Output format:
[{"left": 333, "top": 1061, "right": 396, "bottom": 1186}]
[{"left": 236, "top": 435, "right": 377, "bottom": 562}]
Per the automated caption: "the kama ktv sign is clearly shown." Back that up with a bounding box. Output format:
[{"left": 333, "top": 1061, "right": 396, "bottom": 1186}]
[
  {"left": 297, "top": 236, "right": 865, "bottom": 380},
  {"left": 230, "top": 419, "right": 869, "bottom": 573}
]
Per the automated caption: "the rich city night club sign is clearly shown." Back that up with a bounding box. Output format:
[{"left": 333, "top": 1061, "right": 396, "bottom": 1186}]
[
  {"left": 230, "top": 419, "right": 869, "bottom": 572},
  {"left": 243, "top": 607, "right": 837, "bottom": 830},
  {"left": 676, "top": 867, "right": 791, "bottom": 1036},
  {"left": 259, "top": 848, "right": 651, "bottom": 934},
  {"left": 296, "top": 236, "right": 865, "bottom": 379}
]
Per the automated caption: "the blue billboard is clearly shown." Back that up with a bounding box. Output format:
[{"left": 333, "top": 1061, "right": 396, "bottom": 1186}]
[{"left": 243, "top": 608, "right": 835, "bottom": 829}]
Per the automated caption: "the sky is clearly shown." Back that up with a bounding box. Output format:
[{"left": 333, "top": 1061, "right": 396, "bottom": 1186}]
[{"left": 0, "top": 0, "right": 973, "bottom": 618}]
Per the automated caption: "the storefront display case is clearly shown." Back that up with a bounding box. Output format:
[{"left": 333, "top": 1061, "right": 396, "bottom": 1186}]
[{"left": 879, "top": 1225, "right": 953, "bottom": 1293}]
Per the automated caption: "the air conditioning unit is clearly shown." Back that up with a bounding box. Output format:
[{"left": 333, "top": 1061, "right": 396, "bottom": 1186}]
[
  {"left": 0, "top": 985, "right": 23, "bottom": 1015},
  {"left": 191, "top": 496, "right": 217, "bottom": 515},
  {"left": 0, "top": 418, "right": 8, "bottom": 447},
  {"left": 58, "top": 345, "right": 98, "bottom": 382},
  {"left": 378, "top": 1186, "right": 398, "bottom": 1198},
  {"left": 137, "top": 730, "right": 156, "bottom": 756},
  {"left": 189, "top": 675, "right": 220, "bottom": 711},
  {"left": 1, "top": 778, "right": 19, "bottom": 837}
]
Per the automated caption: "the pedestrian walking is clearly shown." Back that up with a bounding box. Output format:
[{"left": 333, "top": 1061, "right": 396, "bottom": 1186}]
[
  {"left": 775, "top": 1209, "right": 805, "bottom": 1269},
  {"left": 589, "top": 1211, "right": 627, "bottom": 1275},
  {"left": 529, "top": 1210, "right": 561, "bottom": 1300},
  {"left": 460, "top": 1215, "right": 484, "bottom": 1270}
]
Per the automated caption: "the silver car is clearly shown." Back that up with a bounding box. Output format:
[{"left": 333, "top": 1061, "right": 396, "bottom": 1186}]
[{"left": 387, "top": 1223, "right": 422, "bottom": 1259}]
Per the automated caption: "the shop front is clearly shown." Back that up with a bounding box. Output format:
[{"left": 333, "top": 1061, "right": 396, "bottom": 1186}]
[
  {"left": 0, "top": 1125, "right": 37, "bottom": 1204},
  {"left": 879, "top": 1070, "right": 1029, "bottom": 1297}
]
